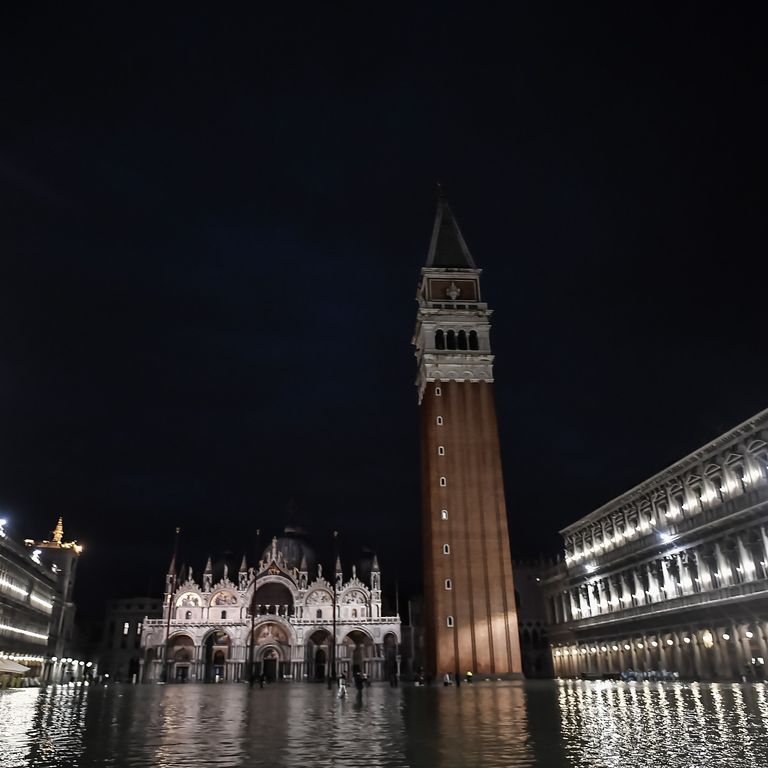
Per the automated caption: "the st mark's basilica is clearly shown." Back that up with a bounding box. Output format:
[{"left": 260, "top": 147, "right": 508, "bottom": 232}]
[{"left": 140, "top": 529, "right": 401, "bottom": 683}]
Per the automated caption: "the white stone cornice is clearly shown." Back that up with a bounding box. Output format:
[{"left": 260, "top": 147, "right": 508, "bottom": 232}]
[{"left": 561, "top": 407, "right": 768, "bottom": 536}]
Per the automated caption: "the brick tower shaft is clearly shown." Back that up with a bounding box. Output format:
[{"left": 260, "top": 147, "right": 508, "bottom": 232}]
[{"left": 413, "top": 195, "right": 522, "bottom": 678}]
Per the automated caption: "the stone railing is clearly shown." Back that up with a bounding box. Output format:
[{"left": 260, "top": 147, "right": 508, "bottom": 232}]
[
  {"left": 566, "top": 489, "right": 768, "bottom": 577},
  {"left": 557, "top": 577, "right": 768, "bottom": 632}
]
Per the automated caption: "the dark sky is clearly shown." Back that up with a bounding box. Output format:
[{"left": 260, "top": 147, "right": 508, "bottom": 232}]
[{"left": 0, "top": 5, "right": 765, "bottom": 614}]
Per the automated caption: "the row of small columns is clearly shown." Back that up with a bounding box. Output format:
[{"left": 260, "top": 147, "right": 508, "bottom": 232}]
[
  {"left": 564, "top": 454, "right": 767, "bottom": 563},
  {"left": 552, "top": 621, "right": 768, "bottom": 680},
  {"left": 550, "top": 526, "right": 768, "bottom": 624},
  {"left": 143, "top": 643, "right": 388, "bottom": 682}
]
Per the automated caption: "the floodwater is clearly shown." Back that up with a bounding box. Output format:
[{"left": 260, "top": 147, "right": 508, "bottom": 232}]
[{"left": 1, "top": 680, "right": 768, "bottom": 767}]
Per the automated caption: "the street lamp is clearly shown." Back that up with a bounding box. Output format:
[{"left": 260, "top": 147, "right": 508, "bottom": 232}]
[
  {"left": 329, "top": 530, "right": 339, "bottom": 688},
  {"left": 162, "top": 527, "right": 180, "bottom": 683},
  {"left": 248, "top": 529, "right": 261, "bottom": 688}
]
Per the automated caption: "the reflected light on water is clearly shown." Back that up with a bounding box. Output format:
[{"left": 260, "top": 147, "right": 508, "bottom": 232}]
[
  {"left": 557, "top": 679, "right": 768, "bottom": 768},
  {"left": 2, "top": 681, "right": 768, "bottom": 767}
]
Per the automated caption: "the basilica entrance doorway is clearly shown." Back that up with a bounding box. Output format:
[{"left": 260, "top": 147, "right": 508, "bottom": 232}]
[
  {"left": 307, "top": 629, "right": 332, "bottom": 681},
  {"left": 204, "top": 630, "right": 231, "bottom": 682},
  {"left": 344, "top": 630, "right": 375, "bottom": 678},
  {"left": 167, "top": 634, "right": 194, "bottom": 683},
  {"left": 262, "top": 648, "right": 280, "bottom": 682},
  {"left": 314, "top": 648, "right": 327, "bottom": 681}
]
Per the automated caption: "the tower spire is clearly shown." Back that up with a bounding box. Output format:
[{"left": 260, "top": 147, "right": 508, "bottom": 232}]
[
  {"left": 52, "top": 517, "right": 64, "bottom": 545},
  {"left": 425, "top": 197, "right": 476, "bottom": 269}
]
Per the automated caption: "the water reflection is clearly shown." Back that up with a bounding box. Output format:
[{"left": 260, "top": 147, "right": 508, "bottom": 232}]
[
  {"left": 558, "top": 679, "right": 768, "bottom": 767},
  {"left": 1, "top": 680, "right": 768, "bottom": 767}
]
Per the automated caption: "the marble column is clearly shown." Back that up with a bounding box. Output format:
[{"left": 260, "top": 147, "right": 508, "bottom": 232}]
[
  {"left": 570, "top": 590, "right": 580, "bottom": 620},
  {"left": 734, "top": 624, "right": 752, "bottom": 679},
  {"left": 585, "top": 583, "right": 598, "bottom": 616},
  {"left": 658, "top": 636, "right": 670, "bottom": 674},
  {"left": 714, "top": 543, "right": 732, "bottom": 587},
  {"left": 661, "top": 559, "right": 675, "bottom": 599},
  {"left": 562, "top": 593, "right": 570, "bottom": 622},
  {"left": 646, "top": 562, "right": 659, "bottom": 603},
  {"left": 671, "top": 632, "right": 684, "bottom": 676},
  {"left": 632, "top": 570, "right": 645, "bottom": 607},
  {"left": 759, "top": 527, "right": 768, "bottom": 578},
  {"left": 597, "top": 579, "right": 608, "bottom": 613},
  {"left": 733, "top": 535, "right": 747, "bottom": 582},
  {"left": 619, "top": 575, "right": 631, "bottom": 609},
  {"left": 677, "top": 553, "right": 692, "bottom": 594},
  {"left": 755, "top": 621, "right": 768, "bottom": 670},
  {"left": 641, "top": 637, "right": 652, "bottom": 672},
  {"left": 696, "top": 546, "right": 713, "bottom": 592},
  {"left": 578, "top": 587, "right": 590, "bottom": 618}
]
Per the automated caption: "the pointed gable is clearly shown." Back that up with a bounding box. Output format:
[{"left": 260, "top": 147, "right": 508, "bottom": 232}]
[{"left": 425, "top": 197, "right": 477, "bottom": 269}]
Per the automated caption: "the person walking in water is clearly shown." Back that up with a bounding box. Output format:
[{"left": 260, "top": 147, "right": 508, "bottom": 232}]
[{"left": 337, "top": 672, "right": 347, "bottom": 698}]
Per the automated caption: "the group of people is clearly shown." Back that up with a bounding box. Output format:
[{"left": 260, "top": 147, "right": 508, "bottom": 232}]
[
  {"left": 335, "top": 671, "right": 371, "bottom": 698},
  {"left": 620, "top": 669, "right": 679, "bottom": 682},
  {"left": 442, "top": 671, "right": 473, "bottom": 686},
  {"left": 332, "top": 668, "right": 477, "bottom": 694}
]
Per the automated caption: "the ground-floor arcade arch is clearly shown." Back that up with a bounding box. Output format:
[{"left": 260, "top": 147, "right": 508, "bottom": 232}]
[{"left": 305, "top": 629, "right": 332, "bottom": 681}]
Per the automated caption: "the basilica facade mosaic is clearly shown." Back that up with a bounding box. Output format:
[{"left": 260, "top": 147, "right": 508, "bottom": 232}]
[{"left": 140, "top": 533, "right": 401, "bottom": 683}]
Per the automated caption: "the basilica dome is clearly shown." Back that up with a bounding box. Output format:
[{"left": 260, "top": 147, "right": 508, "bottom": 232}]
[{"left": 261, "top": 527, "right": 316, "bottom": 573}]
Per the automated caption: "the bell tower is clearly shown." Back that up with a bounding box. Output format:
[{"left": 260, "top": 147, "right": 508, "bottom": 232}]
[{"left": 413, "top": 194, "right": 523, "bottom": 679}]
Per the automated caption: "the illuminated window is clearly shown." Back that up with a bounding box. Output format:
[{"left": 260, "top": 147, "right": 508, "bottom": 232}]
[
  {"left": 436, "top": 416, "right": 443, "bottom": 426},
  {"left": 435, "top": 386, "right": 442, "bottom": 396},
  {"left": 445, "top": 579, "right": 452, "bottom": 590},
  {"left": 136, "top": 622, "right": 142, "bottom": 635},
  {"left": 185, "top": 610, "right": 192, "bottom": 620},
  {"left": 438, "top": 446, "right": 445, "bottom": 456},
  {"left": 441, "top": 510, "right": 448, "bottom": 520},
  {"left": 443, "top": 544, "right": 450, "bottom": 555},
  {"left": 439, "top": 477, "right": 447, "bottom": 487},
  {"left": 122, "top": 622, "right": 129, "bottom": 636},
  {"left": 446, "top": 616, "right": 454, "bottom": 628}
]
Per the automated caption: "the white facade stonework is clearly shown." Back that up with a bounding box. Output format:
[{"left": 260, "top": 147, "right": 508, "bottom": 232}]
[
  {"left": 543, "top": 407, "right": 768, "bottom": 680},
  {"left": 140, "top": 537, "right": 401, "bottom": 683}
]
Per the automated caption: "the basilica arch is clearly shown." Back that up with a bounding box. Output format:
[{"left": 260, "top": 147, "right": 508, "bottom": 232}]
[
  {"left": 203, "top": 628, "right": 232, "bottom": 682},
  {"left": 167, "top": 632, "right": 195, "bottom": 683},
  {"left": 140, "top": 534, "right": 401, "bottom": 683},
  {"left": 306, "top": 628, "right": 332, "bottom": 681}
]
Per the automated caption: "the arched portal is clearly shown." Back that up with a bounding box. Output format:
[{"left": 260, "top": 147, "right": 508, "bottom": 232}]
[
  {"left": 344, "top": 630, "right": 375, "bottom": 678},
  {"left": 168, "top": 633, "right": 195, "bottom": 683},
  {"left": 307, "top": 629, "right": 332, "bottom": 681},
  {"left": 261, "top": 646, "right": 281, "bottom": 683},
  {"left": 383, "top": 632, "right": 398, "bottom": 681},
  {"left": 249, "top": 621, "right": 291, "bottom": 682},
  {"left": 204, "top": 630, "right": 231, "bottom": 682}
]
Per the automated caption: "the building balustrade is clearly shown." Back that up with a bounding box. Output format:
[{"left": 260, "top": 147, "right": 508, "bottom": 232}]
[
  {"left": 557, "top": 576, "right": 768, "bottom": 633},
  {"left": 546, "top": 408, "right": 768, "bottom": 681},
  {"left": 567, "top": 488, "right": 768, "bottom": 572}
]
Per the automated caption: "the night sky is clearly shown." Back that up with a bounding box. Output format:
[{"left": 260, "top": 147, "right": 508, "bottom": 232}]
[{"left": 1, "top": 6, "right": 765, "bottom": 615}]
